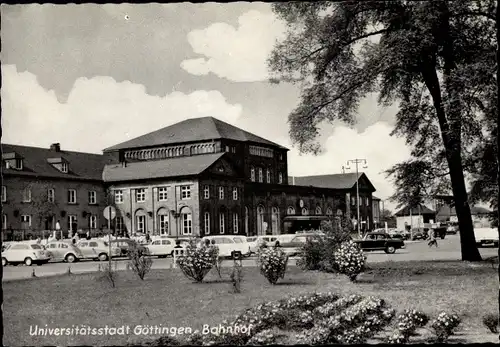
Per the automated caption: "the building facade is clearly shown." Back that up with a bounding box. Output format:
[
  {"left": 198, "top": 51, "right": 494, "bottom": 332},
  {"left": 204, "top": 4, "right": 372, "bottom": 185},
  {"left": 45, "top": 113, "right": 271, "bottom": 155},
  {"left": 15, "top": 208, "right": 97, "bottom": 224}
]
[{"left": 3, "top": 117, "right": 378, "bottom": 239}]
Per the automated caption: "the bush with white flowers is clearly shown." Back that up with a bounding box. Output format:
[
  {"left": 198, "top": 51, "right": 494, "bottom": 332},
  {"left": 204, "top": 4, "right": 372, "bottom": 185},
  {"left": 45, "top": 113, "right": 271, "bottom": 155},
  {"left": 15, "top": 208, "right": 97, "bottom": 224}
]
[
  {"left": 176, "top": 241, "right": 219, "bottom": 282},
  {"left": 387, "top": 309, "right": 429, "bottom": 344},
  {"left": 431, "top": 312, "right": 461, "bottom": 342},
  {"left": 256, "top": 247, "right": 289, "bottom": 284},
  {"left": 333, "top": 240, "right": 366, "bottom": 281}
]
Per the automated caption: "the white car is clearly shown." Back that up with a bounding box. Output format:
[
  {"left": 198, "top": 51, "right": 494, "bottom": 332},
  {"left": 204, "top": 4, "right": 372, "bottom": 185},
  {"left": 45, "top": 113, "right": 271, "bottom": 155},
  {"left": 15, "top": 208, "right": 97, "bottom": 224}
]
[
  {"left": 76, "top": 240, "right": 122, "bottom": 261},
  {"left": 146, "top": 238, "right": 189, "bottom": 258},
  {"left": 45, "top": 241, "right": 84, "bottom": 263},
  {"left": 2, "top": 242, "right": 51, "bottom": 266},
  {"left": 202, "top": 235, "right": 251, "bottom": 258},
  {"left": 247, "top": 236, "right": 279, "bottom": 253},
  {"left": 475, "top": 226, "right": 499, "bottom": 247}
]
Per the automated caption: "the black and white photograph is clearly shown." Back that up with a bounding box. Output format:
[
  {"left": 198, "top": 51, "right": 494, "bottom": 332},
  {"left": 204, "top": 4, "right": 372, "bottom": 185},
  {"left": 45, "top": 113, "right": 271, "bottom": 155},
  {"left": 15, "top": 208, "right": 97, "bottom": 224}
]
[{"left": 1, "top": 1, "right": 499, "bottom": 345}]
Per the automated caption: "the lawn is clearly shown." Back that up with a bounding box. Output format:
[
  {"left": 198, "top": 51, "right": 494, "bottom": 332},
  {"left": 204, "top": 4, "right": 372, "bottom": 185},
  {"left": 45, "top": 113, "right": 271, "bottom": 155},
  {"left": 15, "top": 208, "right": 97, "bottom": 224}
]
[{"left": 3, "top": 261, "right": 498, "bottom": 345}]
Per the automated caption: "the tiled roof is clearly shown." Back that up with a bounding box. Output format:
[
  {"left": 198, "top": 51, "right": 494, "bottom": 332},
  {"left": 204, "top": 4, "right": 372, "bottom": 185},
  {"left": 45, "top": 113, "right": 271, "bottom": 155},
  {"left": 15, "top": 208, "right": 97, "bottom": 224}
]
[
  {"left": 104, "top": 117, "right": 288, "bottom": 151},
  {"left": 288, "top": 173, "right": 375, "bottom": 191},
  {"left": 394, "top": 204, "right": 435, "bottom": 216},
  {"left": 436, "top": 204, "right": 492, "bottom": 217},
  {"left": 2, "top": 143, "right": 106, "bottom": 181},
  {"left": 103, "top": 153, "right": 225, "bottom": 182}
]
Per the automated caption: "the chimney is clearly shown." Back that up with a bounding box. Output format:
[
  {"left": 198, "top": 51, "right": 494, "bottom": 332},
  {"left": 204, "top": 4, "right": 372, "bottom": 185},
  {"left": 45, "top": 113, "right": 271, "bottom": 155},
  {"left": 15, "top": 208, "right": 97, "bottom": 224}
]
[{"left": 50, "top": 143, "right": 61, "bottom": 152}]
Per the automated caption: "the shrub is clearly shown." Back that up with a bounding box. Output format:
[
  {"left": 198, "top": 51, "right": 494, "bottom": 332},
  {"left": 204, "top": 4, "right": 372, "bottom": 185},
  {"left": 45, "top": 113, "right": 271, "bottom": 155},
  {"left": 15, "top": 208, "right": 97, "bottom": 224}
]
[
  {"left": 176, "top": 241, "right": 219, "bottom": 282},
  {"left": 482, "top": 313, "right": 499, "bottom": 333},
  {"left": 386, "top": 309, "right": 429, "bottom": 343},
  {"left": 257, "top": 247, "right": 289, "bottom": 284},
  {"left": 127, "top": 244, "right": 153, "bottom": 280},
  {"left": 333, "top": 240, "right": 366, "bottom": 281},
  {"left": 430, "top": 312, "right": 461, "bottom": 342}
]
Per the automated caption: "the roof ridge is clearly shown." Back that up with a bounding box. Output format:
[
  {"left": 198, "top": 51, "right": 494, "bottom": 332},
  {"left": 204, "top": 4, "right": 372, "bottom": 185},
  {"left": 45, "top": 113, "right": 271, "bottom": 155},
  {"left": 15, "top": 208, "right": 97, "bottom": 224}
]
[{"left": 2, "top": 143, "right": 103, "bottom": 156}]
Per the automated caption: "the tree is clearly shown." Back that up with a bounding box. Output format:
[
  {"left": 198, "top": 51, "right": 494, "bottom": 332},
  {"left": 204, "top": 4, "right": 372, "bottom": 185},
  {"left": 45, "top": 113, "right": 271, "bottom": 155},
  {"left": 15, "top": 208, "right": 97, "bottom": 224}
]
[
  {"left": 22, "top": 180, "right": 58, "bottom": 235},
  {"left": 268, "top": 0, "right": 497, "bottom": 261}
]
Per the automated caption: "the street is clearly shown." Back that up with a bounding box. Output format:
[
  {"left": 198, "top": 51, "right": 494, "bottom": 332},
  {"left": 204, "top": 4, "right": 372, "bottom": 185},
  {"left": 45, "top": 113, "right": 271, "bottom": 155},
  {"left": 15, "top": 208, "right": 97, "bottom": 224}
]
[{"left": 2, "top": 235, "right": 497, "bottom": 282}]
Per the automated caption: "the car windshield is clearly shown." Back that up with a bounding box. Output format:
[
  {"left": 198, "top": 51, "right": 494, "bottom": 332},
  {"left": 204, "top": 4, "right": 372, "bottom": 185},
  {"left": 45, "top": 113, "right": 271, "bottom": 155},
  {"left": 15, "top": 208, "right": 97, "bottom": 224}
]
[
  {"left": 103, "top": 242, "right": 109, "bottom": 247},
  {"left": 2, "top": 244, "right": 11, "bottom": 251},
  {"left": 30, "top": 244, "right": 43, "bottom": 249},
  {"left": 233, "top": 238, "right": 243, "bottom": 243}
]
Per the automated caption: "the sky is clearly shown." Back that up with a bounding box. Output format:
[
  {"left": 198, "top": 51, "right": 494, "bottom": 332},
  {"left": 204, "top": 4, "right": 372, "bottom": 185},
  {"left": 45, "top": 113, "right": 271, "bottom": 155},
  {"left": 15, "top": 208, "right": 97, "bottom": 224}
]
[{"left": 1, "top": 3, "right": 411, "bottom": 212}]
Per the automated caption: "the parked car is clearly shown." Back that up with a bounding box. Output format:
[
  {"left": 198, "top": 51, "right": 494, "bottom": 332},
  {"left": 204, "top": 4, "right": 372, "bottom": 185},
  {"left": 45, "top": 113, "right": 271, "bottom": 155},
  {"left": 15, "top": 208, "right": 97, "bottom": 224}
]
[
  {"left": 202, "top": 235, "right": 251, "bottom": 258},
  {"left": 277, "top": 233, "right": 324, "bottom": 257},
  {"left": 45, "top": 241, "right": 84, "bottom": 263},
  {"left": 247, "top": 235, "right": 279, "bottom": 253},
  {"left": 145, "top": 238, "right": 188, "bottom": 258},
  {"left": 2, "top": 242, "right": 51, "bottom": 266},
  {"left": 446, "top": 223, "right": 459, "bottom": 235},
  {"left": 410, "top": 228, "right": 429, "bottom": 240},
  {"left": 474, "top": 224, "right": 499, "bottom": 247},
  {"left": 75, "top": 239, "right": 121, "bottom": 261},
  {"left": 110, "top": 239, "right": 146, "bottom": 257},
  {"left": 354, "top": 232, "right": 405, "bottom": 254}
]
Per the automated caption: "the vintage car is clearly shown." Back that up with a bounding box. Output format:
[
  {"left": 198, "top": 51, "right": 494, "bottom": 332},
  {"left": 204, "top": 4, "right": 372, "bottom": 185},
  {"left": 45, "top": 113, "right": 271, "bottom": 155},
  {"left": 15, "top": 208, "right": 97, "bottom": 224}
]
[{"left": 354, "top": 232, "right": 405, "bottom": 254}]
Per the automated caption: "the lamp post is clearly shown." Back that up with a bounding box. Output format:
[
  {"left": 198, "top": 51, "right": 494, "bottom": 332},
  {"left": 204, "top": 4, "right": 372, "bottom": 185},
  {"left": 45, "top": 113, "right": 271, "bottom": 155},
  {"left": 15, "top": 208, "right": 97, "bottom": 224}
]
[{"left": 346, "top": 159, "right": 368, "bottom": 238}]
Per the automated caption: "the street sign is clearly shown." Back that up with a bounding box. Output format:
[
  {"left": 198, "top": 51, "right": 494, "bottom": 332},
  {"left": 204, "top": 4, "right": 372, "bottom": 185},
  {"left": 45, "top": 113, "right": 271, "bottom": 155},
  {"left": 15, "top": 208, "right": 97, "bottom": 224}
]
[{"left": 103, "top": 206, "right": 116, "bottom": 220}]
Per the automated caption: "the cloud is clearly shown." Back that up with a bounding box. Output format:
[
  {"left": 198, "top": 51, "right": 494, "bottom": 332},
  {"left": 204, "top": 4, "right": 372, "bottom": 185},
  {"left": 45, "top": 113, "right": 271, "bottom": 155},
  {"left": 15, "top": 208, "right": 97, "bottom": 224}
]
[
  {"left": 1, "top": 64, "right": 243, "bottom": 153},
  {"left": 280, "top": 122, "right": 411, "bottom": 212},
  {"left": 181, "top": 10, "right": 286, "bottom": 82}
]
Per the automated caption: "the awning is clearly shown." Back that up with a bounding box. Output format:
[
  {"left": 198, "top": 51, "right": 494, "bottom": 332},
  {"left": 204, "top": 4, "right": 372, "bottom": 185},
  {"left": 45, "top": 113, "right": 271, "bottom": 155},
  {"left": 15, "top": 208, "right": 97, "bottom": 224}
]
[{"left": 283, "top": 216, "right": 329, "bottom": 221}]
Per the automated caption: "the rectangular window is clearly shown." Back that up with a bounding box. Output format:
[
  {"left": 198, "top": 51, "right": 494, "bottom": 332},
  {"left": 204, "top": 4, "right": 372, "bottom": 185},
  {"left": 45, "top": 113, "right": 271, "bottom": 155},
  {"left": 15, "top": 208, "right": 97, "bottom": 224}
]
[
  {"left": 233, "top": 187, "right": 238, "bottom": 200},
  {"left": 23, "top": 188, "right": 32, "bottom": 202},
  {"left": 258, "top": 168, "right": 263, "bottom": 183},
  {"left": 136, "top": 215, "right": 145, "bottom": 233},
  {"left": 68, "top": 215, "right": 77, "bottom": 232},
  {"left": 47, "top": 188, "right": 55, "bottom": 203},
  {"left": 61, "top": 162, "right": 68, "bottom": 173},
  {"left": 359, "top": 198, "right": 362, "bottom": 207},
  {"left": 219, "top": 213, "right": 225, "bottom": 234},
  {"left": 2, "top": 214, "right": 6, "bottom": 230},
  {"left": 158, "top": 187, "right": 168, "bottom": 201},
  {"left": 250, "top": 168, "right": 255, "bottom": 182},
  {"left": 181, "top": 186, "right": 191, "bottom": 200},
  {"left": 219, "top": 186, "right": 224, "bottom": 200},
  {"left": 1, "top": 186, "right": 6, "bottom": 202},
  {"left": 366, "top": 197, "right": 369, "bottom": 206},
  {"left": 233, "top": 213, "right": 239, "bottom": 233},
  {"left": 21, "top": 215, "right": 31, "bottom": 227},
  {"left": 115, "top": 216, "right": 124, "bottom": 233},
  {"left": 225, "top": 146, "right": 230, "bottom": 152},
  {"left": 278, "top": 173, "right": 283, "bottom": 184},
  {"left": 88, "top": 191, "right": 97, "bottom": 204},
  {"left": 136, "top": 188, "right": 146, "bottom": 203},
  {"left": 182, "top": 213, "right": 192, "bottom": 235},
  {"left": 89, "top": 215, "right": 97, "bottom": 229},
  {"left": 203, "top": 185, "right": 210, "bottom": 199},
  {"left": 15, "top": 158, "right": 23, "bottom": 170},
  {"left": 351, "top": 196, "right": 355, "bottom": 205},
  {"left": 114, "top": 190, "right": 123, "bottom": 204},
  {"left": 266, "top": 169, "right": 271, "bottom": 183},
  {"left": 67, "top": 189, "right": 77, "bottom": 204},
  {"left": 204, "top": 212, "right": 210, "bottom": 235},
  {"left": 158, "top": 215, "right": 169, "bottom": 235}
]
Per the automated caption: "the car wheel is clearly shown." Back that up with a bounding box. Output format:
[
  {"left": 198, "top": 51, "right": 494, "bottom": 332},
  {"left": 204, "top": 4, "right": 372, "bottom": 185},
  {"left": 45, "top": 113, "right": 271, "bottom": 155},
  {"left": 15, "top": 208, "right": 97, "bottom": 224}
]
[
  {"left": 440, "top": 235, "right": 445, "bottom": 240},
  {"left": 385, "top": 246, "right": 396, "bottom": 254},
  {"left": 2, "top": 257, "right": 7, "bottom": 266},
  {"left": 232, "top": 251, "right": 242, "bottom": 260},
  {"left": 98, "top": 253, "right": 108, "bottom": 261},
  {"left": 65, "top": 254, "right": 76, "bottom": 263},
  {"left": 24, "top": 257, "right": 33, "bottom": 266}
]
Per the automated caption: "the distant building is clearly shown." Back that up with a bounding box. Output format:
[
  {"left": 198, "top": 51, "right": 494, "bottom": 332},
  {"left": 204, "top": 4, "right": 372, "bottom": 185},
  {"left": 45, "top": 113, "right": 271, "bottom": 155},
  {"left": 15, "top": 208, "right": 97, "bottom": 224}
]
[
  {"left": 394, "top": 204, "right": 436, "bottom": 231},
  {"left": 436, "top": 204, "right": 493, "bottom": 227}
]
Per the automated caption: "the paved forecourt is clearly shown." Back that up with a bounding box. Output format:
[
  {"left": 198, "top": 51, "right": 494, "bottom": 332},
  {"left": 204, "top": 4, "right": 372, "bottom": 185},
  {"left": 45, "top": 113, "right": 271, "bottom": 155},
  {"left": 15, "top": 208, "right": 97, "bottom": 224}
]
[{"left": 2, "top": 234, "right": 497, "bottom": 281}]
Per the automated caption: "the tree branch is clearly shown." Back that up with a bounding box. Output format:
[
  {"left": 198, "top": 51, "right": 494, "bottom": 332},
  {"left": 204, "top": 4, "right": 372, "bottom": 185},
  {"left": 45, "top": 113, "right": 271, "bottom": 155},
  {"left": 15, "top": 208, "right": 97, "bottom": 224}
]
[{"left": 451, "top": 11, "right": 497, "bottom": 22}]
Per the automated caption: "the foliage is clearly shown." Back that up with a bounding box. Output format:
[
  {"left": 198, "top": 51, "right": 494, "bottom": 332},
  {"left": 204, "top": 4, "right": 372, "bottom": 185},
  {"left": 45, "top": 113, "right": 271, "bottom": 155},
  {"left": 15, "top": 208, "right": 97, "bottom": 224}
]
[
  {"left": 482, "top": 313, "right": 499, "bottom": 334},
  {"left": 387, "top": 309, "right": 429, "bottom": 343},
  {"left": 430, "top": 312, "right": 461, "bottom": 342},
  {"left": 269, "top": 0, "right": 497, "bottom": 261},
  {"left": 333, "top": 240, "right": 366, "bottom": 281},
  {"left": 127, "top": 243, "right": 153, "bottom": 280},
  {"left": 176, "top": 241, "right": 219, "bottom": 283},
  {"left": 256, "top": 247, "right": 289, "bottom": 284},
  {"left": 230, "top": 259, "right": 243, "bottom": 293}
]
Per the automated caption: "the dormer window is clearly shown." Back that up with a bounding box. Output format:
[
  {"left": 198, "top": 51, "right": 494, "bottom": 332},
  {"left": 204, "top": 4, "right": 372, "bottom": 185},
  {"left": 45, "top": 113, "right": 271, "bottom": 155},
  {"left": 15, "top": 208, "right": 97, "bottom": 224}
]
[
  {"left": 2, "top": 152, "right": 24, "bottom": 170},
  {"left": 15, "top": 158, "right": 23, "bottom": 170},
  {"left": 61, "top": 162, "right": 68, "bottom": 173},
  {"left": 47, "top": 157, "right": 69, "bottom": 173}
]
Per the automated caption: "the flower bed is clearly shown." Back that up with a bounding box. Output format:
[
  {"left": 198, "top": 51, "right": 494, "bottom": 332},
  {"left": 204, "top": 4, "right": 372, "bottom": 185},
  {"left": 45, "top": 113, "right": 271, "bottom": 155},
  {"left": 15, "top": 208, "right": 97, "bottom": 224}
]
[{"left": 176, "top": 242, "right": 219, "bottom": 282}]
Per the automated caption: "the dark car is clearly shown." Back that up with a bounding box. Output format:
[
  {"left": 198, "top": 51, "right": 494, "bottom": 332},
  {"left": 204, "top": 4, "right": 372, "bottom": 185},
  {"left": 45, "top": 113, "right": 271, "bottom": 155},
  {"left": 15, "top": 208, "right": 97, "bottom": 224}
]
[
  {"left": 354, "top": 233, "right": 405, "bottom": 254},
  {"left": 110, "top": 239, "right": 146, "bottom": 257},
  {"left": 411, "top": 228, "right": 429, "bottom": 240}
]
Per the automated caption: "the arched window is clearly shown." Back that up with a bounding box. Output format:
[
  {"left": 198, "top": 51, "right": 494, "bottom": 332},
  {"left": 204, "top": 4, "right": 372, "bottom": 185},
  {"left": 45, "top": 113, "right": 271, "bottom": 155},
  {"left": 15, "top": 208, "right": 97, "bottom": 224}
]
[
  {"left": 244, "top": 207, "right": 249, "bottom": 235},
  {"left": 250, "top": 167, "right": 255, "bottom": 182},
  {"left": 219, "top": 209, "right": 226, "bottom": 234},
  {"left": 157, "top": 208, "right": 169, "bottom": 235},
  {"left": 271, "top": 207, "right": 280, "bottom": 235},
  {"left": 258, "top": 168, "right": 263, "bottom": 182},
  {"left": 167, "top": 148, "right": 172, "bottom": 157},
  {"left": 326, "top": 207, "right": 333, "bottom": 216},
  {"left": 287, "top": 206, "right": 295, "bottom": 215},
  {"left": 301, "top": 207, "right": 309, "bottom": 216},
  {"left": 180, "top": 207, "right": 192, "bottom": 235},
  {"left": 315, "top": 206, "right": 322, "bottom": 215},
  {"left": 256, "top": 205, "right": 265, "bottom": 235},
  {"left": 266, "top": 169, "right": 271, "bottom": 183},
  {"left": 135, "top": 209, "right": 147, "bottom": 233}
]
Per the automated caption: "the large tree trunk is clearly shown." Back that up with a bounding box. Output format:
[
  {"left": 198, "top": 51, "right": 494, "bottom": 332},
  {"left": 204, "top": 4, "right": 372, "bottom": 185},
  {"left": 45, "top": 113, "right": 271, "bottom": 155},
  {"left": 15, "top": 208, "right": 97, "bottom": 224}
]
[
  {"left": 421, "top": 60, "right": 482, "bottom": 262},
  {"left": 496, "top": 0, "right": 499, "bottom": 334}
]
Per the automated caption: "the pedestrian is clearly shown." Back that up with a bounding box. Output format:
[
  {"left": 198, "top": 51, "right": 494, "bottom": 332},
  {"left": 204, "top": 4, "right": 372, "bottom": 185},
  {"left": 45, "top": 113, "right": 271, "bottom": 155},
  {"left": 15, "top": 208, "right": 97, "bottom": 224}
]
[
  {"left": 72, "top": 231, "right": 80, "bottom": 245},
  {"left": 274, "top": 240, "right": 281, "bottom": 249},
  {"left": 86, "top": 230, "right": 91, "bottom": 240},
  {"left": 428, "top": 229, "right": 438, "bottom": 248},
  {"left": 146, "top": 232, "right": 151, "bottom": 243}
]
